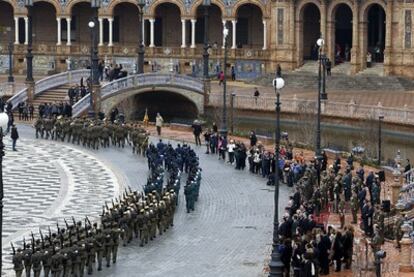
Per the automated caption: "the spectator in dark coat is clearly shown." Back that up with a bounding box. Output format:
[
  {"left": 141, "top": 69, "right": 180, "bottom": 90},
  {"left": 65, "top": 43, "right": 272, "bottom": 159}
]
[
  {"left": 332, "top": 231, "right": 344, "bottom": 272},
  {"left": 11, "top": 124, "right": 19, "bottom": 151}
]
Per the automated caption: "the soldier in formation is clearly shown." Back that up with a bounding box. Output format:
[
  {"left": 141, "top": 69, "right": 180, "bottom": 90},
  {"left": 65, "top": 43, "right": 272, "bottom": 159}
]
[
  {"left": 34, "top": 117, "right": 149, "bottom": 155},
  {"left": 11, "top": 184, "right": 179, "bottom": 277}
]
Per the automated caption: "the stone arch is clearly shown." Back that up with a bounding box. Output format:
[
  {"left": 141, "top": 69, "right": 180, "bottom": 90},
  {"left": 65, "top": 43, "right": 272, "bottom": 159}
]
[
  {"left": 189, "top": 0, "right": 225, "bottom": 18},
  {"left": 32, "top": 1, "right": 58, "bottom": 43},
  {"left": 33, "top": 0, "right": 62, "bottom": 14},
  {"left": 101, "top": 87, "right": 203, "bottom": 118},
  {"left": 232, "top": 0, "right": 267, "bottom": 18},
  {"left": 327, "top": 0, "right": 354, "bottom": 20},
  {"left": 295, "top": 0, "right": 321, "bottom": 21},
  {"left": 0, "top": 0, "right": 17, "bottom": 11},
  {"left": 107, "top": 0, "right": 143, "bottom": 15},
  {"left": 66, "top": 0, "right": 91, "bottom": 14},
  {"left": 327, "top": 1, "right": 354, "bottom": 64},
  {"left": 147, "top": 0, "right": 185, "bottom": 17},
  {"left": 359, "top": 0, "right": 386, "bottom": 22}
]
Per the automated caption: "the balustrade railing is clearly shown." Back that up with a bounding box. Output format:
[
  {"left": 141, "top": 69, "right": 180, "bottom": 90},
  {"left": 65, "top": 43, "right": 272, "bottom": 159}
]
[
  {"left": 7, "top": 69, "right": 89, "bottom": 109},
  {"left": 73, "top": 73, "right": 204, "bottom": 117},
  {"left": 208, "top": 94, "right": 414, "bottom": 125}
]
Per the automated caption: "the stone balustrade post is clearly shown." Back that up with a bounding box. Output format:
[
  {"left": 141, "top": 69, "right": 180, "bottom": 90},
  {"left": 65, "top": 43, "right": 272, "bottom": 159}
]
[
  {"left": 377, "top": 101, "right": 383, "bottom": 117},
  {"left": 349, "top": 98, "right": 355, "bottom": 116},
  {"left": 25, "top": 81, "right": 35, "bottom": 105},
  {"left": 293, "top": 94, "right": 298, "bottom": 112},
  {"left": 391, "top": 170, "right": 402, "bottom": 206},
  {"left": 399, "top": 222, "right": 413, "bottom": 272},
  {"left": 404, "top": 104, "right": 408, "bottom": 121},
  {"left": 321, "top": 100, "right": 326, "bottom": 114}
]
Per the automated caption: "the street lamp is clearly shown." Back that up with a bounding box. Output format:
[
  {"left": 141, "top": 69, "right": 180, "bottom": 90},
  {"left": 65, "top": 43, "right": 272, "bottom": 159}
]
[
  {"left": 378, "top": 115, "right": 384, "bottom": 165},
  {"left": 25, "top": 0, "right": 34, "bottom": 83},
  {"left": 137, "top": 0, "right": 146, "bottom": 74},
  {"left": 4, "top": 27, "right": 14, "bottom": 83},
  {"left": 220, "top": 25, "right": 229, "bottom": 138},
  {"left": 202, "top": 0, "right": 211, "bottom": 79},
  {"left": 0, "top": 110, "right": 9, "bottom": 275},
  {"left": 230, "top": 92, "right": 235, "bottom": 134},
  {"left": 316, "top": 38, "right": 327, "bottom": 157},
  {"left": 268, "top": 76, "right": 285, "bottom": 277},
  {"left": 88, "top": 0, "right": 100, "bottom": 118}
]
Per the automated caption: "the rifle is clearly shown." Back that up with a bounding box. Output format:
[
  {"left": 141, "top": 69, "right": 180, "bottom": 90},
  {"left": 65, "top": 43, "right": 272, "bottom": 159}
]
[
  {"left": 72, "top": 216, "right": 76, "bottom": 227},
  {"left": 31, "top": 235, "right": 35, "bottom": 252},
  {"left": 23, "top": 237, "right": 26, "bottom": 250},
  {"left": 64, "top": 218, "right": 69, "bottom": 229},
  {"left": 56, "top": 221, "right": 60, "bottom": 234},
  {"left": 111, "top": 199, "right": 115, "bottom": 207},
  {"left": 128, "top": 186, "right": 133, "bottom": 193},
  {"left": 105, "top": 202, "right": 109, "bottom": 211},
  {"left": 10, "top": 242, "right": 15, "bottom": 255},
  {"left": 85, "top": 216, "right": 92, "bottom": 227},
  {"left": 49, "top": 226, "right": 52, "bottom": 244},
  {"left": 39, "top": 228, "right": 45, "bottom": 248}
]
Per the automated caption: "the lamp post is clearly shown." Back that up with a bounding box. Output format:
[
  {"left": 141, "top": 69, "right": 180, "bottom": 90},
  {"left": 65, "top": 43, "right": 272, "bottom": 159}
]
[
  {"left": 202, "top": 0, "right": 211, "bottom": 79},
  {"left": 25, "top": 0, "right": 34, "bottom": 83},
  {"left": 378, "top": 115, "right": 384, "bottom": 165},
  {"left": 0, "top": 110, "right": 9, "bottom": 275},
  {"left": 316, "top": 38, "right": 327, "bottom": 157},
  {"left": 6, "top": 27, "right": 13, "bottom": 83},
  {"left": 268, "top": 76, "right": 285, "bottom": 277},
  {"left": 220, "top": 25, "right": 229, "bottom": 138},
  {"left": 230, "top": 92, "right": 235, "bottom": 134},
  {"left": 137, "top": 0, "right": 145, "bottom": 74},
  {"left": 88, "top": 0, "right": 100, "bottom": 118}
]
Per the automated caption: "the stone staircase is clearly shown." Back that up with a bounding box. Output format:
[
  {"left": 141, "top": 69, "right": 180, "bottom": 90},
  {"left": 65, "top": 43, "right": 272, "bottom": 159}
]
[
  {"left": 251, "top": 61, "right": 414, "bottom": 91},
  {"left": 13, "top": 84, "right": 70, "bottom": 120}
]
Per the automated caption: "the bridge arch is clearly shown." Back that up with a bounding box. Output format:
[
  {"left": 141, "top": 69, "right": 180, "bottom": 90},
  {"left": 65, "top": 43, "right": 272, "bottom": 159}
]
[{"left": 72, "top": 73, "right": 205, "bottom": 119}]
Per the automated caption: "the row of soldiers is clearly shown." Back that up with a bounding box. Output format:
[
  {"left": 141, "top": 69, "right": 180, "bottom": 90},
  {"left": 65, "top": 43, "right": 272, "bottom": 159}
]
[
  {"left": 145, "top": 140, "right": 202, "bottom": 214},
  {"left": 34, "top": 117, "right": 149, "bottom": 155},
  {"left": 11, "top": 186, "right": 178, "bottom": 277}
]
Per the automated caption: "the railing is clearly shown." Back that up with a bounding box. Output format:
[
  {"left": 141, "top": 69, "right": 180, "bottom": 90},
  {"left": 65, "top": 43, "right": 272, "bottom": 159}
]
[
  {"left": 7, "top": 69, "right": 90, "bottom": 109},
  {"left": 0, "top": 82, "right": 15, "bottom": 97},
  {"left": 72, "top": 73, "right": 204, "bottom": 117},
  {"left": 208, "top": 94, "right": 414, "bottom": 125}
]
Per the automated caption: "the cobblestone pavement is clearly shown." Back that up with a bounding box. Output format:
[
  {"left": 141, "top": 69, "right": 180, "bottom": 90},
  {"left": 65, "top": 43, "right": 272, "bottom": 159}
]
[
  {"left": 3, "top": 124, "right": 291, "bottom": 277},
  {"left": 2, "top": 126, "right": 120, "bottom": 275}
]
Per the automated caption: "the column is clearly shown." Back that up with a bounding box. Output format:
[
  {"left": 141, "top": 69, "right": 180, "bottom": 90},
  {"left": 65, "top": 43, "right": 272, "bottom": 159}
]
[
  {"left": 108, "top": 17, "right": 113, "bottom": 46},
  {"left": 181, "top": 19, "right": 186, "bottom": 48},
  {"left": 66, "top": 17, "right": 72, "bottom": 46},
  {"left": 142, "top": 19, "right": 145, "bottom": 46},
  {"left": 149, "top": 18, "right": 155, "bottom": 47},
  {"left": 222, "top": 20, "right": 226, "bottom": 49},
  {"left": 320, "top": 1, "right": 327, "bottom": 41},
  {"left": 98, "top": 18, "right": 104, "bottom": 46},
  {"left": 24, "top": 17, "right": 28, "bottom": 45},
  {"left": 351, "top": 2, "right": 359, "bottom": 73},
  {"left": 14, "top": 17, "right": 19, "bottom": 44},
  {"left": 262, "top": 20, "right": 267, "bottom": 50},
  {"left": 231, "top": 20, "right": 237, "bottom": 49},
  {"left": 191, "top": 19, "right": 196, "bottom": 48},
  {"left": 56, "top": 17, "right": 62, "bottom": 45}
]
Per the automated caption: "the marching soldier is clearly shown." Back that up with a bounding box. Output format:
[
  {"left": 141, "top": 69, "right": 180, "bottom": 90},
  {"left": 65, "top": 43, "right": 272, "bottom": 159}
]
[
  {"left": 350, "top": 192, "right": 359, "bottom": 224},
  {"left": 12, "top": 247, "right": 24, "bottom": 277}
]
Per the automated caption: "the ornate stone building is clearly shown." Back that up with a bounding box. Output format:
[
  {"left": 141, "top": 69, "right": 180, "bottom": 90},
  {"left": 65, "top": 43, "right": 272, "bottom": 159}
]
[{"left": 0, "top": 0, "right": 413, "bottom": 78}]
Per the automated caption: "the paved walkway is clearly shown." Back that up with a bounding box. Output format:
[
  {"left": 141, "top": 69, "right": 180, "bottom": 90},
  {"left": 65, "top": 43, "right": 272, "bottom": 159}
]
[{"left": 3, "top": 124, "right": 290, "bottom": 277}]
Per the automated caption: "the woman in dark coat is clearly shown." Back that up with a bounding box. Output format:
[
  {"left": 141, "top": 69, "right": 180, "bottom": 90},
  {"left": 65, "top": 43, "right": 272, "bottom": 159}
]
[{"left": 332, "top": 231, "right": 344, "bottom": 272}]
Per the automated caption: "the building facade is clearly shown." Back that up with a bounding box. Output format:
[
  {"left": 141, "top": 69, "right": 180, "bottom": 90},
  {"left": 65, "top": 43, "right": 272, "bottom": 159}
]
[{"left": 0, "top": 0, "right": 413, "bottom": 78}]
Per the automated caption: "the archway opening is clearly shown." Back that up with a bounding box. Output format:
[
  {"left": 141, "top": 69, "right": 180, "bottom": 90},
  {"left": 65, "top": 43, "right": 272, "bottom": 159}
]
[
  {"left": 113, "top": 2, "right": 140, "bottom": 45},
  {"left": 154, "top": 3, "right": 181, "bottom": 47},
  {"left": 32, "top": 1, "right": 57, "bottom": 44},
  {"left": 195, "top": 4, "right": 223, "bottom": 47},
  {"left": 71, "top": 2, "right": 95, "bottom": 45},
  {"left": 367, "top": 4, "right": 386, "bottom": 63},
  {"left": 235, "top": 3, "right": 263, "bottom": 48},
  {"left": 334, "top": 4, "right": 353, "bottom": 64},
  {"left": 0, "top": 1, "right": 14, "bottom": 43},
  {"left": 302, "top": 3, "right": 320, "bottom": 60},
  {"left": 116, "top": 91, "right": 198, "bottom": 122}
]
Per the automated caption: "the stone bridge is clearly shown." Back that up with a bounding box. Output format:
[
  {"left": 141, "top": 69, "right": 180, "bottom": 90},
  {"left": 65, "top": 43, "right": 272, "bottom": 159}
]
[{"left": 72, "top": 73, "right": 205, "bottom": 118}]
